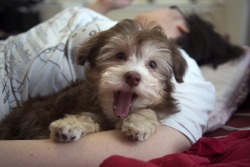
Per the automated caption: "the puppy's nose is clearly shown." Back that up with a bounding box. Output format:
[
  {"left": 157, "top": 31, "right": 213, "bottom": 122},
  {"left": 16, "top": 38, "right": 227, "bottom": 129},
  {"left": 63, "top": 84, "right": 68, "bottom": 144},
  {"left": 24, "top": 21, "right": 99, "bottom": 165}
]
[{"left": 125, "top": 71, "right": 141, "bottom": 87}]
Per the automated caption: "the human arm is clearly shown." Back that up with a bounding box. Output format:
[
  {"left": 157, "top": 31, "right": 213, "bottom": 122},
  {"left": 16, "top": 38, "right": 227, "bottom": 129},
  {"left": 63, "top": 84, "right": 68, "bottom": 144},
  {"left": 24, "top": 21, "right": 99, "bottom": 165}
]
[
  {"left": 0, "top": 3, "right": 216, "bottom": 167},
  {"left": 89, "top": 0, "right": 134, "bottom": 14},
  {"left": 135, "top": 8, "right": 189, "bottom": 39},
  {"left": 0, "top": 126, "right": 191, "bottom": 167},
  {"left": 89, "top": 1, "right": 189, "bottom": 39},
  {"left": 0, "top": 49, "right": 214, "bottom": 167}
]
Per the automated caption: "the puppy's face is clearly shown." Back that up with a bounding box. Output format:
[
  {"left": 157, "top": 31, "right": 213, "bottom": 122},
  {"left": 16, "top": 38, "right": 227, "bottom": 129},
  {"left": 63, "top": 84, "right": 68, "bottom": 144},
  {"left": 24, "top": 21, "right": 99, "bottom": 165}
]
[{"left": 78, "top": 19, "right": 186, "bottom": 121}]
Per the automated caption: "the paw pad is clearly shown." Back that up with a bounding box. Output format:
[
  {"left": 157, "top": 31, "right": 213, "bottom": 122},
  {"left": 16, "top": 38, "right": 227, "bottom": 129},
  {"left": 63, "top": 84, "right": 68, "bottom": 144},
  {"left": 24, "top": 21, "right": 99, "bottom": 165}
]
[{"left": 49, "top": 122, "right": 84, "bottom": 143}]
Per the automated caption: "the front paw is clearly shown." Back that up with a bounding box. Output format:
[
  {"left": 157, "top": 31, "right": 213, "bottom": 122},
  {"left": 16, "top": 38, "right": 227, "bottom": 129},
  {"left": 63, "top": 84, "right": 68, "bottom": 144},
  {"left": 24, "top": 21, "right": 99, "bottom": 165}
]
[
  {"left": 121, "top": 110, "right": 160, "bottom": 141},
  {"left": 49, "top": 114, "right": 101, "bottom": 143},
  {"left": 49, "top": 119, "right": 84, "bottom": 143}
]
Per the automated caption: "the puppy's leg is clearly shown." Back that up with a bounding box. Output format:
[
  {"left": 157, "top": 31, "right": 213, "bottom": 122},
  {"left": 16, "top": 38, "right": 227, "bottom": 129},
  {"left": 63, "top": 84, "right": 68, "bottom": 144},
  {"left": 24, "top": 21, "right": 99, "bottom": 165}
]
[
  {"left": 120, "top": 109, "right": 160, "bottom": 141},
  {"left": 49, "top": 113, "right": 101, "bottom": 143}
]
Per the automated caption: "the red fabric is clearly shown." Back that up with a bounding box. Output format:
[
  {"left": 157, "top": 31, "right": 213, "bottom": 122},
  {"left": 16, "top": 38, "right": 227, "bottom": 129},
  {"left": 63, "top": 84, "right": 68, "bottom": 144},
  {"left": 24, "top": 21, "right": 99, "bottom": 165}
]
[{"left": 100, "top": 130, "right": 250, "bottom": 167}]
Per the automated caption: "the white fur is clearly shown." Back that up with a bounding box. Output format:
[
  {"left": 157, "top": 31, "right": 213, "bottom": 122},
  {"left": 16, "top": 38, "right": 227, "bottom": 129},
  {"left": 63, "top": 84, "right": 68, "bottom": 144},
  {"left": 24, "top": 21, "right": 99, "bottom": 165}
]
[
  {"left": 49, "top": 19, "right": 182, "bottom": 142},
  {"left": 97, "top": 41, "right": 173, "bottom": 122}
]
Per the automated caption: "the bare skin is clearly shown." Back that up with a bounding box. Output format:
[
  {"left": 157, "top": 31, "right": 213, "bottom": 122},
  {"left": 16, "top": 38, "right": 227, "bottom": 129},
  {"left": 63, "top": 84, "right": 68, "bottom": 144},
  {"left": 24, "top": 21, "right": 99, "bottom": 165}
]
[
  {"left": 89, "top": 0, "right": 134, "bottom": 14},
  {"left": 0, "top": 126, "right": 191, "bottom": 167},
  {"left": 90, "top": 0, "right": 189, "bottom": 39},
  {"left": 135, "top": 8, "right": 190, "bottom": 39},
  {"left": 0, "top": 1, "right": 193, "bottom": 167}
]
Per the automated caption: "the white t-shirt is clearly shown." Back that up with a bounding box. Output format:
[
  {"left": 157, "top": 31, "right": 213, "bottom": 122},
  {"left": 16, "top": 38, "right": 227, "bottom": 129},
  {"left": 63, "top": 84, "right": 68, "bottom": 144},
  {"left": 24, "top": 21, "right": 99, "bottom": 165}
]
[{"left": 0, "top": 7, "right": 215, "bottom": 143}]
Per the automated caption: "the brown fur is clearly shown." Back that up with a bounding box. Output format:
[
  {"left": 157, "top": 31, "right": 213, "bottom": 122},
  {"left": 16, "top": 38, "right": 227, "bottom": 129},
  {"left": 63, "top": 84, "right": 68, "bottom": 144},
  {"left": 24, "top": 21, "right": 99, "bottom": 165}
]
[
  {"left": 0, "top": 81, "right": 103, "bottom": 140},
  {"left": 0, "top": 19, "right": 187, "bottom": 142}
]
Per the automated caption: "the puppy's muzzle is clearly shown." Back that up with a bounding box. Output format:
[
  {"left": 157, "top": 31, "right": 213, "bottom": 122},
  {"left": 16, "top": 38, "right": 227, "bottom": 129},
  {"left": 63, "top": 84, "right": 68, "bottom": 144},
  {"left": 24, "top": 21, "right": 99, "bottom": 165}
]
[{"left": 125, "top": 71, "right": 141, "bottom": 87}]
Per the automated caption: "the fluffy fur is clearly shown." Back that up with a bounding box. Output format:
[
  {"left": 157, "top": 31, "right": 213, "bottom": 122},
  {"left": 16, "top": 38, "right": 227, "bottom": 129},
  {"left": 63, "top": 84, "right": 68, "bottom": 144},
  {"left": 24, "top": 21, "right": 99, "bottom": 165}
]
[{"left": 0, "top": 19, "right": 187, "bottom": 142}]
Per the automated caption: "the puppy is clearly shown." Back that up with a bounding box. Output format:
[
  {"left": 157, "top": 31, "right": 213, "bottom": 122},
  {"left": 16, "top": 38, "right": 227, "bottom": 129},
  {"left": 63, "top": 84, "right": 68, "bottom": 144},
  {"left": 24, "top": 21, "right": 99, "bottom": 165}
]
[{"left": 0, "top": 19, "right": 187, "bottom": 142}]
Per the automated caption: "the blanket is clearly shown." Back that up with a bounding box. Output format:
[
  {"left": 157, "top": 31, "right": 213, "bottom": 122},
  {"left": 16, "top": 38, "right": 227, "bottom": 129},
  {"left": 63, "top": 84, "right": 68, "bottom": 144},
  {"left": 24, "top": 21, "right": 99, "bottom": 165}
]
[{"left": 100, "top": 130, "right": 250, "bottom": 167}]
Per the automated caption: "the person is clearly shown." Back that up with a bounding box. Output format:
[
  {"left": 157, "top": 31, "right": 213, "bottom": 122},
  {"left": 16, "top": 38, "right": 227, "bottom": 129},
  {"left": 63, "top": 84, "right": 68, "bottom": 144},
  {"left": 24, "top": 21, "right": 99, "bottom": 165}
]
[
  {"left": 136, "top": 6, "right": 245, "bottom": 68},
  {"left": 0, "top": 0, "right": 218, "bottom": 166}
]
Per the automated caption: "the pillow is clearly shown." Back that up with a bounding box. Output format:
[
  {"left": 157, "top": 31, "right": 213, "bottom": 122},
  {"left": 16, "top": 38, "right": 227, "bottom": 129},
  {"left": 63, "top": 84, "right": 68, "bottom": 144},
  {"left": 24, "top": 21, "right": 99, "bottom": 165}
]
[{"left": 200, "top": 46, "right": 250, "bottom": 132}]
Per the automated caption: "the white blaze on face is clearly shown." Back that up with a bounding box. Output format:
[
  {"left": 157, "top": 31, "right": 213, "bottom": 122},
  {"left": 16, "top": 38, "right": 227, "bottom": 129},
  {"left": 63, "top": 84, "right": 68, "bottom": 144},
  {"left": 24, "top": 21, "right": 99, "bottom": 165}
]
[{"left": 97, "top": 36, "right": 174, "bottom": 120}]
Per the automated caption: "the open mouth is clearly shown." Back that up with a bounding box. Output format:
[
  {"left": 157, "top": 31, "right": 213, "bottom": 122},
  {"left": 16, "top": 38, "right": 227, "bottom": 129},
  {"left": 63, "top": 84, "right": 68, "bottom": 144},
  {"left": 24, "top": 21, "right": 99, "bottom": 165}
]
[{"left": 113, "top": 91, "right": 138, "bottom": 117}]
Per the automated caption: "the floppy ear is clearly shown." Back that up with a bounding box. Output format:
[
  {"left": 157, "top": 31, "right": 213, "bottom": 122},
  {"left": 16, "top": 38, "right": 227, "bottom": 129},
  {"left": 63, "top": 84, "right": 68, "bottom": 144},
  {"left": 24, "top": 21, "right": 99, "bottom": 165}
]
[
  {"left": 77, "top": 32, "right": 106, "bottom": 66},
  {"left": 77, "top": 19, "right": 140, "bottom": 66},
  {"left": 169, "top": 40, "right": 187, "bottom": 83}
]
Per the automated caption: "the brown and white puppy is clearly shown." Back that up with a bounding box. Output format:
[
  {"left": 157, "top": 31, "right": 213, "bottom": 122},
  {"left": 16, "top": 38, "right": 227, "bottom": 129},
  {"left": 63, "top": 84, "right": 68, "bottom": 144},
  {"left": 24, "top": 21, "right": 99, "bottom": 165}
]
[{"left": 0, "top": 19, "right": 187, "bottom": 142}]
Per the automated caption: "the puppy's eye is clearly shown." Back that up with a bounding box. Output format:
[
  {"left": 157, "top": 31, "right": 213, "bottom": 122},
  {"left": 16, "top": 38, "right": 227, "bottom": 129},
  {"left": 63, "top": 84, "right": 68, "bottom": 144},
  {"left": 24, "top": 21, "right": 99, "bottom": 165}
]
[
  {"left": 115, "top": 52, "right": 126, "bottom": 60},
  {"left": 148, "top": 61, "right": 157, "bottom": 69}
]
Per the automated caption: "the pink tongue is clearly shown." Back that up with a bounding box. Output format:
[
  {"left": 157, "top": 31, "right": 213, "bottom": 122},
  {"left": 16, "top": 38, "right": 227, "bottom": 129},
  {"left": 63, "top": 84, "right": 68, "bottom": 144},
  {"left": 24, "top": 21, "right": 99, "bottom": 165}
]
[{"left": 114, "top": 91, "right": 133, "bottom": 117}]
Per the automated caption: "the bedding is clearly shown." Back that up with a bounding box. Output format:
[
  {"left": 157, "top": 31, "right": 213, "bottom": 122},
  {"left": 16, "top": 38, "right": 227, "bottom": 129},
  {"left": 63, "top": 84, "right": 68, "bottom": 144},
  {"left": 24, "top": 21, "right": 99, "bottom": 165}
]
[
  {"left": 100, "top": 47, "right": 250, "bottom": 167},
  {"left": 201, "top": 46, "right": 250, "bottom": 132},
  {"left": 1, "top": 6, "right": 249, "bottom": 165},
  {"left": 99, "top": 98, "right": 250, "bottom": 167},
  {"left": 205, "top": 96, "right": 250, "bottom": 137},
  {"left": 100, "top": 130, "right": 250, "bottom": 167}
]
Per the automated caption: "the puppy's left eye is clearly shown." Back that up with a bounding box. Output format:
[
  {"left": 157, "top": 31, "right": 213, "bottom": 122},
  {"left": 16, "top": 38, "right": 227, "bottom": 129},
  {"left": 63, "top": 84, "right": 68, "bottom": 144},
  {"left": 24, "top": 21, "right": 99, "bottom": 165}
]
[
  {"left": 148, "top": 61, "right": 157, "bottom": 69},
  {"left": 115, "top": 52, "right": 126, "bottom": 60}
]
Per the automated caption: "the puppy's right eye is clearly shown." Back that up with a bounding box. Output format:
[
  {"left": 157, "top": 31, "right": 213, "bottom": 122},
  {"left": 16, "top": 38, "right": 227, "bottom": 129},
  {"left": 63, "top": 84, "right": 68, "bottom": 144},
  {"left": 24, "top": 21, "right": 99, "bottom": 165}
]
[
  {"left": 115, "top": 52, "right": 126, "bottom": 60},
  {"left": 148, "top": 60, "right": 157, "bottom": 69}
]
